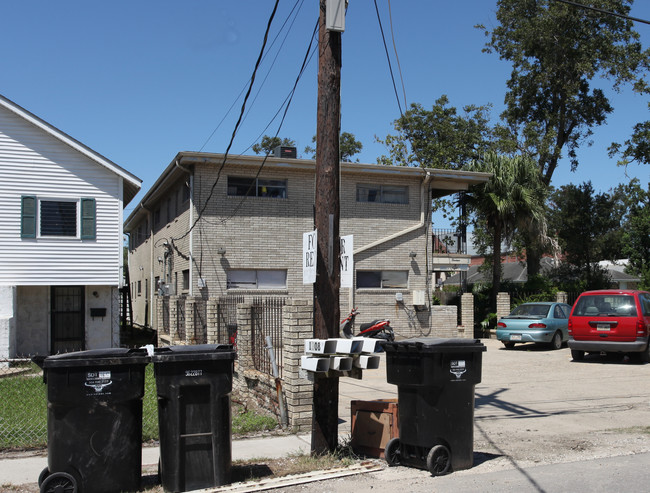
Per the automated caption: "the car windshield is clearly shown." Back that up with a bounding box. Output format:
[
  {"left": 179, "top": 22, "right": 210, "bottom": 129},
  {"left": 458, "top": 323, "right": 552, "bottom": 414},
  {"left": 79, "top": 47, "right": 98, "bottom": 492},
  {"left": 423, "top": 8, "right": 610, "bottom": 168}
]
[
  {"left": 573, "top": 295, "right": 637, "bottom": 317},
  {"left": 508, "top": 304, "right": 550, "bottom": 318}
]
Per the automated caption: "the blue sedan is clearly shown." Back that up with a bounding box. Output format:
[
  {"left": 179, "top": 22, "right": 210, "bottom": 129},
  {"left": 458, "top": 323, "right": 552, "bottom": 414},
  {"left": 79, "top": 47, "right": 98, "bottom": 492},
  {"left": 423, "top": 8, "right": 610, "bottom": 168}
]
[{"left": 496, "top": 302, "right": 572, "bottom": 350}]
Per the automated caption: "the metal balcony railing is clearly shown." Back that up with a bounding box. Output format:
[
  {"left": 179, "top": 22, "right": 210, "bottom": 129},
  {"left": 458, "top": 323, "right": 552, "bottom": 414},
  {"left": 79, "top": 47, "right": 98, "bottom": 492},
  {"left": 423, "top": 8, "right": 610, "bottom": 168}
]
[{"left": 432, "top": 228, "right": 466, "bottom": 255}]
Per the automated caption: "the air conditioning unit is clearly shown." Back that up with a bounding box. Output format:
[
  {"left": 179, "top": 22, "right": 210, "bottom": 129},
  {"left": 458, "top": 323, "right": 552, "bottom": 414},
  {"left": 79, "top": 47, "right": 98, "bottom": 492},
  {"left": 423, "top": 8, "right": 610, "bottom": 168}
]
[{"left": 273, "top": 146, "right": 297, "bottom": 159}]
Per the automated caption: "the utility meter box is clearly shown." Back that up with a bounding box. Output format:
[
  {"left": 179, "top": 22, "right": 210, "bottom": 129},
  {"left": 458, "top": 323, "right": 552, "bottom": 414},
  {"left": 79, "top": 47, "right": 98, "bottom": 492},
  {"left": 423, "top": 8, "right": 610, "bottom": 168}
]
[{"left": 412, "top": 290, "right": 426, "bottom": 306}]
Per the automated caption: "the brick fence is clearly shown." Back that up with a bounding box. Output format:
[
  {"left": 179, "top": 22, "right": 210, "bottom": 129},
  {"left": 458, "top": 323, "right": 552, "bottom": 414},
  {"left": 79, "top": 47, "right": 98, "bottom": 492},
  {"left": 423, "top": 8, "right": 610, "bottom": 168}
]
[{"left": 153, "top": 293, "right": 508, "bottom": 432}]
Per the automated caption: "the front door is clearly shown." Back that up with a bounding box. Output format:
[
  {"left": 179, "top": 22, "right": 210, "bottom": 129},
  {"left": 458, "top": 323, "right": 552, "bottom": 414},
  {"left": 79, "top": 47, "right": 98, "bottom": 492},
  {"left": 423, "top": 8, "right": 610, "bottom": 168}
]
[{"left": 51, "top": 286, "right": 85, "bottom": 354}]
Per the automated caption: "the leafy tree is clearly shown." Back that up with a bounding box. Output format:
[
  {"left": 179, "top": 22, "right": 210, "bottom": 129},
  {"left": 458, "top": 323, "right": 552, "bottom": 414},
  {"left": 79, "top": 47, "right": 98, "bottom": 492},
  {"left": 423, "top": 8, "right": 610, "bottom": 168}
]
[
  {"left": 464, "top": 152, "right": 547, "bottom": 310},
  {"left": 479, "top": 0, "right": 650, "bottom": 274},
  {"left": 547, "top": 182, "right": 624, "bottom": 287},
  {"left": 376, "top": 96, "right": 499, "bottom": 169},
  {"left": 619, "top": 179, "right": 650, "bottom": 289},
  {"left": 303, "top": 131, "right": 363, "bottom": 162},
  {"left": 252, "top": 136, "right": 296, "bottom": 155},
  {"left": 609, "top": 112, "right": 650, "bottom": 166}
]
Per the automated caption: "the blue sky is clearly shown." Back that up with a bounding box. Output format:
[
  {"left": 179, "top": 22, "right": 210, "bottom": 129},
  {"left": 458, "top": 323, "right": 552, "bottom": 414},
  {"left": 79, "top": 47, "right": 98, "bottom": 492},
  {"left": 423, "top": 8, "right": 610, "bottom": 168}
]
[{"left": 2, "top": 0, "right": 649, "bottom": 221}]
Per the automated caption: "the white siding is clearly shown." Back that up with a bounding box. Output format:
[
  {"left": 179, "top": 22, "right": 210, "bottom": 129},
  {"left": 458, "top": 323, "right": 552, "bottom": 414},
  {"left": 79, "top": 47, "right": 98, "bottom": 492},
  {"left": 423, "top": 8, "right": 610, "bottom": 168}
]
[{"left": 0, "top": 105, "right": 123, "bottom": 285}]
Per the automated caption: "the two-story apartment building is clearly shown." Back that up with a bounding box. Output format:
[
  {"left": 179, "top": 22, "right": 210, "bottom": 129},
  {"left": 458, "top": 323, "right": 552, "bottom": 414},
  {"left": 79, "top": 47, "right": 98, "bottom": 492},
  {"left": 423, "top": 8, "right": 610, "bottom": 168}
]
[
  {"left": 125, "top": 151, "right": 489, "bottom": 338},
  {"left": 0, "top": 94, "right": 141, "bottom": 358}
]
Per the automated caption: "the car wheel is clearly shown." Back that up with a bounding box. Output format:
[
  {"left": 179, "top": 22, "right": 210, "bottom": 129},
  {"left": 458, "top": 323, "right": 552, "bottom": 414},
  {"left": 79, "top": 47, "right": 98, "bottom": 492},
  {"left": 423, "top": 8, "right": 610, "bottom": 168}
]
[
  {"left": 503, "top": 342, "right": 515, "bottom": 349},
  {"left": 571, "top": 349, "right": 585, "bottom": 361},
  {"left": 426, "top": 444, "right": 451, "bottom": 476},
  {"left": 384, "top": 438, "right": 401, "bottom": 466},
  {"left": 550, "top": 331, "right": 562, "bottom": 350}
]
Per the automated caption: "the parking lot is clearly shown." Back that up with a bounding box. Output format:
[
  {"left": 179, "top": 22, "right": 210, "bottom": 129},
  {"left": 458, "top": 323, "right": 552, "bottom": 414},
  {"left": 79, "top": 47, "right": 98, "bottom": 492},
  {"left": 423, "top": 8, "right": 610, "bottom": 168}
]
[{"left": 338, "top": 337, "right": 650, "bottom": 473}]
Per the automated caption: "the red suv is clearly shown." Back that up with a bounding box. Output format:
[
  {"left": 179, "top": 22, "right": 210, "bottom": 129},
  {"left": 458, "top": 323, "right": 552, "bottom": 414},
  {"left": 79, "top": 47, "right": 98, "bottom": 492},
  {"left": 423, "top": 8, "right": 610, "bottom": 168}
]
[{"left": 568, "top": 290, "right": 650, "bottom": 362}]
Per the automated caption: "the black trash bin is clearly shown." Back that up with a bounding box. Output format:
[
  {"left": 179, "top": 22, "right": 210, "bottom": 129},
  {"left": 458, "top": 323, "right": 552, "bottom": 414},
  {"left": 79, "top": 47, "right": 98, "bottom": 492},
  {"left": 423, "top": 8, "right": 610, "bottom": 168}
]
[
  {"left": 153, "top": 344, "right": 236, "bottom": 492},
  {"left": 38, "top": 347, "right": 150, "bottom": 493},
  {"left": 383, "top": 338, "right": 486, "bottom": 476}
]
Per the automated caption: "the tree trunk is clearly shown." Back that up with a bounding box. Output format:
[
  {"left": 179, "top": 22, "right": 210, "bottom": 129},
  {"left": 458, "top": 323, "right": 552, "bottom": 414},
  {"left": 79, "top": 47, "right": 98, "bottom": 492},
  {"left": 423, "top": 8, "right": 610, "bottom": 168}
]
[{"left": 525, "top": 231, "right": 542, "bottom": 278}]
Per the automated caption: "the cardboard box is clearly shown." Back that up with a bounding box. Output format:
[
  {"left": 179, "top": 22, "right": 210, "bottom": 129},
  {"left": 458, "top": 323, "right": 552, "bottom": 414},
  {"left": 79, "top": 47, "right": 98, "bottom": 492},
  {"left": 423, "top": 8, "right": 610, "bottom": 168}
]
[{"left": 350, "top": 399, "right": 399, "bottom": 458}]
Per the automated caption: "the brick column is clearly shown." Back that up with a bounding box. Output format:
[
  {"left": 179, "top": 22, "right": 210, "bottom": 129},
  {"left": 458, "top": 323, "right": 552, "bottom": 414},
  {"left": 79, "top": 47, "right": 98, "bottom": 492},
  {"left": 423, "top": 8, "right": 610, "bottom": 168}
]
[
  {"left": 460, "top": 293, "right": 474, "bottom": 338},
  {"left": 282, "top": 299, "right": 313, "bottom": 432},
  {"left": 169, "top": 296, "right": 179, "bottom": 345},
  {"left": 206, "top": 298, "right": 219, "bottom": 344},
  {"left": 556, "top": 291, "right": 568, "bottom": 304},
  {"left": 185, "top": 298, "right": 196, "bottom": 345},
  {"left": 496, "top": 292, "right": 510, "bottom": 320},
  {"left": 156, "top": 296, "right": 164, "bottom": 346}
]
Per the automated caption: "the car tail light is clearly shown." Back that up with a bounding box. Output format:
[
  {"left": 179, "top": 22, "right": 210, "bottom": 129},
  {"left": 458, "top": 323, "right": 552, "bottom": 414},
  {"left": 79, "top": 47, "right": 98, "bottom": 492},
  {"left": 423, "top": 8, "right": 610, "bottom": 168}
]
[
  {"left": 528, "top": 323, "right": 547, "bottom": 329},
  {"left": 568, "top": 318, "right": 573, "bottom": 334},
  {"left": 637, "top": 319, "right": 648, "bottom": 336},
  {"left": 497, "top": 322, "right": 507, "bottom": 328}
]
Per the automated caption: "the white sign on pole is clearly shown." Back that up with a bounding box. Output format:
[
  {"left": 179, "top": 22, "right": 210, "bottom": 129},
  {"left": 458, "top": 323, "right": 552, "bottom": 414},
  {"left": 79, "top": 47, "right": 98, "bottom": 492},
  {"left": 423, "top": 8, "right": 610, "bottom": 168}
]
[
  {"left": 303, "top": 230, "right": 317, "bottom": 284},
  {"left": 340, "top": 234, "right": 353, "bottom": 288}
]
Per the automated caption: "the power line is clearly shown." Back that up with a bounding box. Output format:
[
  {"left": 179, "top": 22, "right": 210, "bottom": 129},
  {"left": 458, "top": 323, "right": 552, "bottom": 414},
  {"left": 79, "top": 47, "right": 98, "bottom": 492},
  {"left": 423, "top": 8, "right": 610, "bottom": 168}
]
[
  {"left": 219, "top": 19, "right": 319, "bottom": 224},
  {"left": 174, "top": 0, "right": 281, "bottom": 242},
  {"left": 551, "top": 0, "right": 650, "bottom": 25},
  {"left": 175, "top": 15, "right": 318, "bottom": 243},
  {"left": 387, "top": 0, "right": 408, "bottom": 111},
  {"left": 373, "top": 0, "right": 404, "bottom": 116},
  {"left": 198, "top": 0, "right": 306, "bottom": 152}
]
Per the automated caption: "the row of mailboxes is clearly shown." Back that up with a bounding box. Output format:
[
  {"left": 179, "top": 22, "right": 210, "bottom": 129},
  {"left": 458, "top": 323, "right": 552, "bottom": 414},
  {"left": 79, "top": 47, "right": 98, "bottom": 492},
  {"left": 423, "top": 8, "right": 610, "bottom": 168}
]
[{"left": 301, "top": 338, "right": 383, "bottom": 374}]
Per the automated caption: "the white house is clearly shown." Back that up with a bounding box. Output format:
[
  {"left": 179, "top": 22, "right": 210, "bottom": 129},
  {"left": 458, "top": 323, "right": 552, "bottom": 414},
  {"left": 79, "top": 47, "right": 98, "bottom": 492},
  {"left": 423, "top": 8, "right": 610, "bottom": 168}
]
[{"left": 0, "top": 94, "right": 141, "bottom": 358}]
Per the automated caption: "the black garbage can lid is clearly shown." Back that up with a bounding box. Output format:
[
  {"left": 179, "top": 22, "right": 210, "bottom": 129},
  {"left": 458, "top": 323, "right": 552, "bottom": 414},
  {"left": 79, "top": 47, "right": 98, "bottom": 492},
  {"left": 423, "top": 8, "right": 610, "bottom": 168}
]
[
  {"left": 42, "top": 347, "right": 150, "bottom": 368},
  {"left": 152, "top": 344, "right": 236, "bottom": 363},
  {"left": 384, "top": 337, "right": 486, "bottom": 354}
]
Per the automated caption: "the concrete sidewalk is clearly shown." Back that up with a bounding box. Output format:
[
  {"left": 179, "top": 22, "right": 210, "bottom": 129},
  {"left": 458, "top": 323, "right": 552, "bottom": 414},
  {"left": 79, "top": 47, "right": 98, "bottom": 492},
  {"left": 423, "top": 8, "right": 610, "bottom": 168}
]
[
  {"left": 1, "top": 354, "right": 392, "bottom": 488},
  {"left": 0, "top": 434, "right": 314, "bottom": 487}
]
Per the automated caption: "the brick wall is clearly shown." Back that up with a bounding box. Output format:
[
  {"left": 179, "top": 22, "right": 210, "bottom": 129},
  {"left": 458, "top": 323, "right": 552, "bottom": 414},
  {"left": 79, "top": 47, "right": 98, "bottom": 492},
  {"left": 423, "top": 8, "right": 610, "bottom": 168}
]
[{"left": 128, "top": 156, "right": 448, "bottom": 336}]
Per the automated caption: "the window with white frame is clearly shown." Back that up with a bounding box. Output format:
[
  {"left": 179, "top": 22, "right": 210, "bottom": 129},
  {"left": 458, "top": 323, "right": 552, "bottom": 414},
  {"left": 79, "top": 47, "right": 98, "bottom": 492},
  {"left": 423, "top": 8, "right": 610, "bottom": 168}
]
[
  {"left": 227, "top": 269, "right": 287, "bottom": 289},
  {"left": 356, "top": 184, "right": 408, "bottom": 204},
  {"left": 357, "top": 270, "right": 408, "bottom": 289},
  {"left": 21, "top": 196, "right": 96, "bottom": 239}
]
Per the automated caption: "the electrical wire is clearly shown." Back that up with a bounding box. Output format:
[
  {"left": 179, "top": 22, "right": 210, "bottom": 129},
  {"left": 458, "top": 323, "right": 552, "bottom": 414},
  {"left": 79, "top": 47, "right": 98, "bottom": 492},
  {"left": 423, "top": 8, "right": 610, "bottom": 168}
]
[
  {"left": 218, "top": 18, "right": 319, "bottom": 224},
  {"left": 174, "top": 0, "right": 281, "bottom": 243},
  {"left": 198, "top": 0, "right": 305, "bottom": 152},
  {"left": 387, "top": 0, "right": 408, "bottom": 111},
  {"left": 550, "top": 0, "right": 650, "bottom": 25},
  {"left": 373, "top": 0, "right": 404, "bottom": 117}
]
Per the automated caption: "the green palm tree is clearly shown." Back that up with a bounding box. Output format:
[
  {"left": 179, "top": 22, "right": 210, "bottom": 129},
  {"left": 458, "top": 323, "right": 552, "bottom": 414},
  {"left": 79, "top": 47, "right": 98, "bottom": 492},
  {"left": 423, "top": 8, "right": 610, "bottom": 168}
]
[{"left": 465, "top": 152, "right": 547, "bottom": 310}]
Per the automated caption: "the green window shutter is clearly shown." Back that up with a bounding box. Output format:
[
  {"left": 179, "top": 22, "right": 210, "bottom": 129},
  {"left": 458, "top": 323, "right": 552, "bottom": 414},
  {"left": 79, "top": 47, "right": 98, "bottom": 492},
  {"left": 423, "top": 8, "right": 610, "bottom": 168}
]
[
  {"left": 80, "top": 198, "right": 96, "bottom": 239},
  {"left": 21, "top": 195, "right": 37, "bottom": 238}
]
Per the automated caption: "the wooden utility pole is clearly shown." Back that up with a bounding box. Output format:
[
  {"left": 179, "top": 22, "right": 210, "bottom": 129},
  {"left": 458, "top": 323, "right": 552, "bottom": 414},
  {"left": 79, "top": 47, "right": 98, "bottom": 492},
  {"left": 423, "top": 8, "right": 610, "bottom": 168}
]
[{"left": 311, "top": 0, "right": 342, "bottom": 455}]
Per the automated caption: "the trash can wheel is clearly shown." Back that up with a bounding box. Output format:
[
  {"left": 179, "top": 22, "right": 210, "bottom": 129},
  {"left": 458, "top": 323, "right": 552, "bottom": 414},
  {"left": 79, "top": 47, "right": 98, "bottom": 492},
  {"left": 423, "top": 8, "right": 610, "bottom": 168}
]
[
  {"left": 38, "top": 467, "right": 49, "bottom": 487},
  {"left": 384, "top": 437, "right": 401, "bottom": 466},
  {"left": 426, "top": 444, "right": 451, "bottom": 476},
  {"left": 40, "top": 471, "right": 78, "bottom": 493}
]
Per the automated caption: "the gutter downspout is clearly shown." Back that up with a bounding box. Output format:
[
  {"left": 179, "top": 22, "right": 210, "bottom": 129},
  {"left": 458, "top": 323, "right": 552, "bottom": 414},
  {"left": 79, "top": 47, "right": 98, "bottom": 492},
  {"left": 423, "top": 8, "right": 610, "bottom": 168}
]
[
  {"left": 140, "top": 203, "right": 153, "bottom": 328},
  {"left": 176, "top": 159, "right": 194, "bottom": 295},
  {"left": 349, "top": 172, "right": 432, "bottom": 310}
]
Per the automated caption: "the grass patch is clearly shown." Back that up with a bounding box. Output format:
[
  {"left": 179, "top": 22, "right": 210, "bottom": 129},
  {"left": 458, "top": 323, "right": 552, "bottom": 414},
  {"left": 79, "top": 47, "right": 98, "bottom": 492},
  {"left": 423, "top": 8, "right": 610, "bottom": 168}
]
[
  {"left": 232, "top": 406, "right": 278, "bottom": 435},
  {"left": 0, "top": 363, "right": 47, "bottom": 449},
  {"left": 1, "top": 363, "right": 279, "bottom": 450}
]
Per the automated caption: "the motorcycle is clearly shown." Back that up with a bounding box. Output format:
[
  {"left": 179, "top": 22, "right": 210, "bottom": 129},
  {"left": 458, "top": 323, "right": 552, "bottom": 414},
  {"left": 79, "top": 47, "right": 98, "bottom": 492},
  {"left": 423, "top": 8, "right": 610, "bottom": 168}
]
[{"left": 339, "top": 308, "right": 395, "bottom": 341}]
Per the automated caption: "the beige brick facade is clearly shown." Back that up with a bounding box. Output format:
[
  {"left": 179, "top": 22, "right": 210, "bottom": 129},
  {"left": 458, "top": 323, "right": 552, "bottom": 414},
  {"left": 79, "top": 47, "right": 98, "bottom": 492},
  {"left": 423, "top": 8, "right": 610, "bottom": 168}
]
[{"left": 126, "top": 153, "right": 490, "bottom": 337}]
